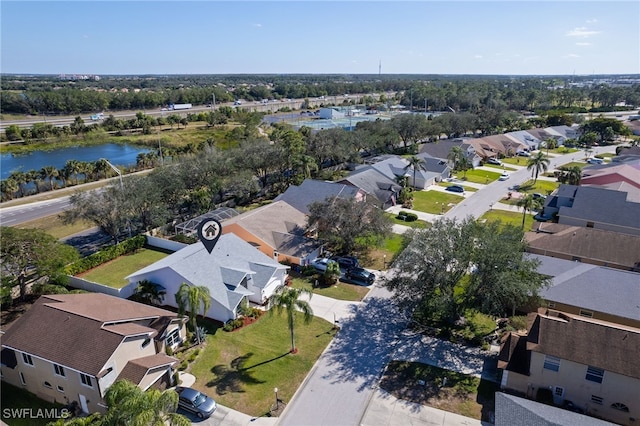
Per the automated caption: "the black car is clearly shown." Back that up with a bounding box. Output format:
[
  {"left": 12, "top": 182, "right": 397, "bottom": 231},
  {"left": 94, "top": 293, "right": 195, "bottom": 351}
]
[
  {"left": 176, "top": 387, "right": 217, "bottom": 419},
  {"left": 445, "top": 185, "right": 465, "bottom": 193},
  {"left": 344, "top": 267, "right": 376, "bottom": 285},
  {"left": 331, "top": 256, "right": 360, "bottom": 270}
]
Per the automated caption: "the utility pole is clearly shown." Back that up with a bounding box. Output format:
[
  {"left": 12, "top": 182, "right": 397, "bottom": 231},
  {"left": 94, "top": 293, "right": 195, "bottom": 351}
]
[{"left": 410, "top": 89, "right": 413, "bottom": 112}]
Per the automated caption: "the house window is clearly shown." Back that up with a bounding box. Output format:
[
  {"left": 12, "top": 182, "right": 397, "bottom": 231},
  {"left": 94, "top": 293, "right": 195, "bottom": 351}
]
[
  {"left": 54, "top": 364, "right": 65, "bottom": 377},
  {"left": 579, "top": 309, "right": 593, "bottom": 318},
  {"left": 586, "top": 221, "right": 594, "bottom": 228},
  {"left": 543, "top": 355, "right": 561, "bottom": 372},
  {"left": 591, "top": 395, "right": 603, "bottom": 405},
  {"left": 141, "top": 338, "right": 151, "bottom": 349},
  {"left": 547, "top": 302, "right": 555, "bottom": 308},
  {"left": 273, "top": 250, "right": 279, "bottom": 260},
  {"left": 611, "top": 403, "right": 629, "bottom": 412},
  {"left": 80, "top": 373, "right": 92, "bottom": 388},
  {"left": 554, "top": 386, "right": 564, "bottom": 397},
  {"left": 19, "top": 372, "right": 26, "bottom": 385},
  {"left": 57, "top": 385, "right": 65, "bottom": 393},
  {"left": 586, "top": 366, "right": 604, "bottom": 383},
  {"left": 43, "top": 381, "right": 52, "bottom": 389},
  {"left": 22, "top": 353, "right": 33, "bottom": 366},
  {"left": 166, "top": 328, "right": 181, "bottom": 348}
]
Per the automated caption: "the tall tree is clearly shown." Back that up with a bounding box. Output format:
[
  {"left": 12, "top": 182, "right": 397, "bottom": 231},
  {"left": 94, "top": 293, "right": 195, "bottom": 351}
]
[
  {"left": 404, "top": 156, "right": 427, "bottom": 188},
  {"left": 40, "top": 165, "right": 59, "bottom": 191},
  {"left": 132, "top": 280, "right": 166, "bottom": 306},
  {"left": 175, "top": 283, "right": 211, "bottom": 344},
  {"left": 64, "top": 187, "right": 131, "bottom": 243},
  {"left": 268, "top": 286, "right": 313, "bottom": 354},
  {"left": 307, "top": 197, "right": 392, "bottom": 254},
  {"left": 389, "top": 113, "right": 427, "bottom": 150},
  {"left": 447, "top": 146, "right": 464, "bottom": 170},
  {"left": 556, "top": 165, "right": 583, "bottom": 185},
  {"left": 0, "top": 227, "right": 78, "bottom": 302},
  {"left": 526, "top": 152, "right": 550, "bottom": 183},
  {"left": 100, "top": 379, "right": 190, "bottom": 426},
  {"left": 515, "top": 194, "right": 543, "bottom": 229}
]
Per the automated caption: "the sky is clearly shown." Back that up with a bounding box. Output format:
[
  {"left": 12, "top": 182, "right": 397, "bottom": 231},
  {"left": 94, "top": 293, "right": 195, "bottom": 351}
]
[{"left": 1, "top": 1, "right": 639, "bottom": 76}]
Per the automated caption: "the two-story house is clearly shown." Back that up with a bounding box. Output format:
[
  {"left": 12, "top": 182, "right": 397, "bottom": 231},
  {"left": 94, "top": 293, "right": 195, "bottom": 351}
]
[
  {"left": 0, "top": 293, "right": 186, "bottom": 414},
  {"left": 499, "top": 310, "right": 640, "bottom": 425}
]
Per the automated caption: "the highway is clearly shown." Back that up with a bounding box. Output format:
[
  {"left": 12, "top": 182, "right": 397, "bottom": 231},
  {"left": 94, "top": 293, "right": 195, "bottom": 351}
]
[{"left": 0, "top": 196, "right": 73, "bottom": 226}]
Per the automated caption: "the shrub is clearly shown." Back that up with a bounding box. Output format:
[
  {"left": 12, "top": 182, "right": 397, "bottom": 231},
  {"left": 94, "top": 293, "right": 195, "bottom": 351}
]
[
  {"left": 396, "top": 211, "right": 418, "bottom": 222},
  {"left": 65, "top": 235, "right": 146, "bottom": 275},
  {"left": 222, "top": 318, "right": 244, "bottom": 332},
  {"left": 508, "top": 315, "right": 527, "bottom": 332},
  {"left": 178, "top": 360, "right": 188, "bottom": 371},
  {"left": 166, "top": 346, "right": 174, "bottom": 356}
]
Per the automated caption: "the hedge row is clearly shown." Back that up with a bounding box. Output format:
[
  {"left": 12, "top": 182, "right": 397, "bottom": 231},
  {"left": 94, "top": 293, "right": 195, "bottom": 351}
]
[
  {"left": 397, "top": 211, "right": 418, "bottom": 222},
  {"left": 65, "top": 235, "right": 146, "bottom": 275}
]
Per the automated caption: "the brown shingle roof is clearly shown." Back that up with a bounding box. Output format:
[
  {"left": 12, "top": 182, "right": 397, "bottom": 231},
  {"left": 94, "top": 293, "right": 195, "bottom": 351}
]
[
  {"left": 116, "top": 353, "right": 177, "bottom": 386},
  {"left": 102, "top": 323, "right": 157, "bottom": 337},
  {"left": 498, "top": 332, "right": 530, "bottom": 375},
  {"left": 1, "top": 294, "right": 179, "bottom": 375},
  {"left": 527, "top": 311, "right": 640, "bottom": 379}
]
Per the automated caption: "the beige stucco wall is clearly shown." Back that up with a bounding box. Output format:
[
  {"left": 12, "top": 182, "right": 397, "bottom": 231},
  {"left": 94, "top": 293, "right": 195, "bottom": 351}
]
[{"left": 505, "top": 351, "right": 639, "bottom": 425}]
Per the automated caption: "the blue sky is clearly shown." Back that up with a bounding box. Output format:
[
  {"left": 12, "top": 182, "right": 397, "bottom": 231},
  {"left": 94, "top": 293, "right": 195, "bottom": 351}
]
[{"left": 2, "top": 1, "right": 638, "bottom": 75}]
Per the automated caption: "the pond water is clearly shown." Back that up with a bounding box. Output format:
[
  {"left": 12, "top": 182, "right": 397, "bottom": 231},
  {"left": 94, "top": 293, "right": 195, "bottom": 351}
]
[{"left": 0, "top": 143, "right": 152, "bottom": 180}]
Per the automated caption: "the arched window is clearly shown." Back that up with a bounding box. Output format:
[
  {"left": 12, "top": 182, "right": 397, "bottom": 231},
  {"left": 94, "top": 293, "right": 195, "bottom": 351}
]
[
  {"left": 43, "top": 381, "right": 52, "bottom": 388},
  {"left": 611, "top": 403, "right": 629, "bottom": 412}
]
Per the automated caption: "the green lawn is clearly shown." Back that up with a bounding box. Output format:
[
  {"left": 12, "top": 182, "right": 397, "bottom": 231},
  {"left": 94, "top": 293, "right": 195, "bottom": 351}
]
[
  {"left": 290, "top": 276, "right": 369, "bottom": 301},
  {"left": 363, "top": 233, "right": 410, "bottom": 270},
  {"left": 515, "top": 179, "right": 559, "bottom": 195},
  {"left": 500, "top": 157, "right": 527, "bottom": 166},
  {"left": 78, "top": 248, "right": 169, "bottom": 288},
  {"left": 479, "top": 210, "right": 536, "bottom": 230},
  {"left": 437, "top": 182, "right": 478, "bottom": 192},
  {"left": 558, "top": 161, "right": 589, "bottom": 169},
  {"left": 386, "top": 212, "right": 429, "bottom": 228},
  {"left": 454, "top": 169, "right": 502, "bottom": 184},
  {"left": 1, "top": 383, "right": 64, "bottom": 426},
  {"left": 482, "top": 164, "right": 517, "bottom": 172},
  {"left": 412, "top": 190, "right": 464, "bottom": 214},
  {"left": 189, "top": 313, "right": 334, "bottom": 417},
  {"left": 548, "top": 147, "right": 580, "bottom": 154},
  {"left": 18, "top": 214, "right": 94, "bottom": 239}
]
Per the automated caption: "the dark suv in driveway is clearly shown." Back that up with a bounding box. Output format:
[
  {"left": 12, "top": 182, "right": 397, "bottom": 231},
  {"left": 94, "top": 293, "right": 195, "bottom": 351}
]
[
  {"left": 344, "top": 267, "right": 376, "bottom": 285},
  {"left": 331, "top": 256, "right": 360, "bottom": 270}
]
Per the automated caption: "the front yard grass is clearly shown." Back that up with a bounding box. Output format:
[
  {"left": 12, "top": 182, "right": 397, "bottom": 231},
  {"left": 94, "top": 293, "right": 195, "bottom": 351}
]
[
  {"left": 77, "top": 248, "right": 169, "bottom": 288},
  {"left": 1, "top": 382, "right": 64, "bottom": 426},
  {"left": 479, "top": 210, "right": 536, "bottom": 230},
  {"left": 437, "top": 182, "right": 478, "bottom": 192},
  {"left": 363, "top": 233, "right": 410, "bottom": 270},
  {"left": 380, "top": 361, "right": 498, "bottom": 422},
  {"left": 514, "top": 179, "right": 559, "bottom": 195},
  {"left": 454, "top": 169, "right": 502, "bottom": 184},
  {"left": 412, "top": 191, "right": 464, "bottom": 214},
  {"left": 189, "top": 313, "right": 334, "bottom": 417},
  {"left": 385, "top": 212, "right": 429, "bottom": 228},
  {"left": 17, "top": 214, "right": 94, "bottom": 239},
  {"left": 290, "top": 276, "right": 369, "bottom": 301}
]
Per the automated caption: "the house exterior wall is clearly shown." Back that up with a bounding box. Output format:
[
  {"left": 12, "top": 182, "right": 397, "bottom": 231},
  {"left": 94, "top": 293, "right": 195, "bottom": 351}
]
[
  {"left": 543, "top": 301, "right": 640, "bottom": 329},
  {"left": 247, "top": 271, "right": 287, "bottom": 305},
  {"left": 98, "top": 335, "right": 159, "bottom": 396},
  {"left": 558, "top": 215, "right": 640, "bottom": 236},
  {"left": 138, "top": 366, "right": 173, "bottom": 391},
  {"left": 504, "top": 351, "right": 639, "bottom": 425},
  {"left": 2, "top": 350, "right": 104, "bottom": 413}
]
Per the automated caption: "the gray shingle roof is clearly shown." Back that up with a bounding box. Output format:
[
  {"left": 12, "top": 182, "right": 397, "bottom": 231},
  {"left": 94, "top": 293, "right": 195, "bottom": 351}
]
[
  {"left": 126, "top": 234, "right": 287, "bottom": 312},
  {"left": 274, "top": 179, "right": 360, "bottom": 215},
  {"left": 339, "top": 169, "right": 400, "bottom": 206}
]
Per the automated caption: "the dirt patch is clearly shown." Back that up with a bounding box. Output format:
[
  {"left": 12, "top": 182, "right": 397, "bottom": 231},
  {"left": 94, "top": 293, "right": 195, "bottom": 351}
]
[{"left": 379, "top": 361, "right": 497, "bottom": 422}]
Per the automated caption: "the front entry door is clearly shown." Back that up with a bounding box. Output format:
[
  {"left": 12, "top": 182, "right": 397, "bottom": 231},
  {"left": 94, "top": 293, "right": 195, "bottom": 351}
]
[{"left": 79, "top": 394, "right": 89, "bottom": 413}]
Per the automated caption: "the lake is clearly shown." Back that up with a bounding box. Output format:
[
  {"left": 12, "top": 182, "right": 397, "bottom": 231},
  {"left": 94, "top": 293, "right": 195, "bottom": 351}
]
[{"left": 1, "top": 143, "right": 152, "bottom": 180}]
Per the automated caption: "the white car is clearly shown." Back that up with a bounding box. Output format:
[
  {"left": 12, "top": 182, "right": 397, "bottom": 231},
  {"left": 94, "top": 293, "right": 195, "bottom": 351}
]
[
  {"left": 487, "top": 158, "right": 502, "bottom": 166},
  {"left": 499, "top": 173, "right": 510, "bottom": 181},
  {"left": 310, "top": 258, "right": 336, "bottom": 273}
]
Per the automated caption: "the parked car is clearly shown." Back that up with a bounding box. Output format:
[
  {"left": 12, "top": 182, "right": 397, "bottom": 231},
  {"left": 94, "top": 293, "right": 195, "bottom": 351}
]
[
  {"left": 445, "top": 184, "right": 465, "bottom": 193},
  {"left": 486, "top": 158, "right": 502, "bottom": 165},
  {"left": 331, "top": 256, "right": 360, "bottom": 270},
  {"left": 586, "top": 158, "right": 604, "bottom": 164},
  {"left": 516, "top": 151, "right": 531, "bottom": 157},
  {"left": 344, "top": 267, "right": 376, "bottom": 285},
  {"left": 176, "top": 387, "right": 217, "bottom": 419},
  {"left": 310, "top": 258, "right": 337, "bottom": 273},
  {"left": 499, "top": 173, "right": 510, "bottom": 181}
]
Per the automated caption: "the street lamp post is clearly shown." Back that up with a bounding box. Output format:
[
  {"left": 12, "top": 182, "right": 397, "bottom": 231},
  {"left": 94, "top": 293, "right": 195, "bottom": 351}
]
[
  {"left": 274, "top": 387, "right": 279, "bottom": 410},
  {"left": 383, "top": 254, "right": 387, "bottom": 269}
]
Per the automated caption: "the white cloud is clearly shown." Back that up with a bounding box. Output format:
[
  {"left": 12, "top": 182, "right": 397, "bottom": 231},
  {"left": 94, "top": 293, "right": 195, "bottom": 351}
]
[
  {"left": 82, "top": 35, "right": 89, "bottom": 39},
  {"left": 576, "top": 42, "right": 592, "bottom": 46},
  {"left": 586, "top": 19, "right": 598, "bottom": 24},
  {"left": 252, "top": 23, "right": 262, "bottom": 28},
  {"left": 474, "top": 54, "right": 483, "bottom": 59},
  {"left": 565, "top": 54, "right": 580, "bottom": 58},
  {"left": 566, "top": 27, "right": 601, "bottom": 38}
]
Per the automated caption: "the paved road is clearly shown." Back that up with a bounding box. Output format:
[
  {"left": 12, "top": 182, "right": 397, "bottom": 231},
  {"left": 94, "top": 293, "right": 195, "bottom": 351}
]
[{"left": 0, "top": 196, "right": 72, "bottom": 226}]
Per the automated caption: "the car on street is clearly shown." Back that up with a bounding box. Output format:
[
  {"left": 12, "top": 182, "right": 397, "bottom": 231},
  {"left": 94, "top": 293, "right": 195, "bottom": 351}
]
[
  {"left": 516, "top": 151, "right": 531, "bottom": 157},
  {"left": 310, "top": 258, "right": 337, "bottom": 273},
  {"left": 445, "top": 184, "right": 465, "bottom": 193},
  {"left": 343, "top": 267, "right": 376, "bottom": 285},
  {"left": 586, "top": 158, "right": 604, "bottom": 164},
  {"left": 499, "top": 173, "right": 510, "bottom": 181},
  {"left": 486, "top": 158, "right": 502, "bottom": 165},
  {"left": 331, "top": 256, "right": 360, "bottom": 270},
  {"left": 176, "top": 387, "right": 217, "bottom": 419}
]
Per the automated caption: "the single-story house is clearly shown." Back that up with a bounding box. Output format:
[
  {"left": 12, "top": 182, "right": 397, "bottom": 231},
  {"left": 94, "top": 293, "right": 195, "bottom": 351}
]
[
  {"left": 126, "top": 233, "right": 289, "bottom": 322},
  {"left": 506, "top": 130, "right": 542, "bottom": 151},
  {"left": 1, "top": 293, "right": 185, "bottom": 414},
  {"left": 544, "top": 125, "right": 581, "bottom": 144},
  {"left": 274, "top": 179, "right": 365, "bottom": 215},
  {"left": 221, "top": 200, "right": 323, "bottom": 266},
  {"left": 338, "top": 169, "right": 402, "bottom": 209},
  {"left": 358, "top": 154, "right": 449, "bottom": 189}
]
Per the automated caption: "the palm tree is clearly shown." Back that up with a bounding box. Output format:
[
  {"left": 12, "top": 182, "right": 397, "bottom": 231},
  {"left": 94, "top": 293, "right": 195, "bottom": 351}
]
[
  {"left": 526, "top": 152, "right": 550, "bottom": 183},
  {"left": 175, "top": 283, "right": 211, "bottom": 344},
  {"left": 101, "top": 379, "right": 190, "bottom": 426},
  {"left": 447, "top": 146, "right": 464, "bottom": 170},
  {"left": 40, "top": 165, "right": 59, "bottom": 191},
  {"left": 94, "top": 158, "right": 112, "bottom": 180},
  {"left": 457, "top": 155, "right": 472, "bottom": 179},
  {"left": 404, "top": 155, "right": 427, "bottom": 188},
  {"left": 8, "top": 171, "right": 26, "bottom": 197},
  {"left": 1, "top": 178, "right": 19, "bottom": 201},
  {"left": 25, "top": 169, "right": 41, "bottom": 194},
  {"left": 64, "top": 159, "right": 82, "bottom": 185},
  {"left": 268, "top": 286, "right": 313, "bottom": 354},
  {"left": 133, "top": 280, "right": 166, "bottom": 306},
  {"left": 557, "top": 165, "right": 582, "bottom": 185},
  {"left": 516, "top": 194, "right": 543, "bottom": 229}
]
